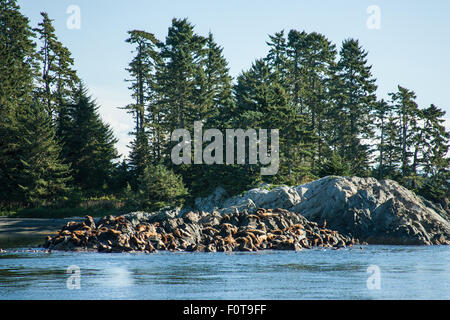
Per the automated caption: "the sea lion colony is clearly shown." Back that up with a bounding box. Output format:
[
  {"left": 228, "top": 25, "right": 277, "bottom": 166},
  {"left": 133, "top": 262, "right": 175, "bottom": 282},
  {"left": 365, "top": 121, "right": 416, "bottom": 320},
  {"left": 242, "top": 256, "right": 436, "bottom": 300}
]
[{"left": 43, "top": 208, "right": 362, "bottom": 253}]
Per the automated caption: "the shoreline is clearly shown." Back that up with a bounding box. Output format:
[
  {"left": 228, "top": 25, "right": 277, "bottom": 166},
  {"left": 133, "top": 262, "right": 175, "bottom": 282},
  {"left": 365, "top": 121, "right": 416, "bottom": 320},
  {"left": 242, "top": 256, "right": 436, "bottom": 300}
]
[{"left": 0, "top": 217, "right": 84, "bottom": 248}]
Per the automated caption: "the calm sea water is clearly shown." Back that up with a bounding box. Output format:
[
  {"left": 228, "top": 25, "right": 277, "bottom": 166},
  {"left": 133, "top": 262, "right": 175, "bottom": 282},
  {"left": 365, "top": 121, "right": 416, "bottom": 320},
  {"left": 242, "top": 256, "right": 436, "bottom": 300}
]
[{"left": 0, "top": 245, "right": 449, "bottom": 300}]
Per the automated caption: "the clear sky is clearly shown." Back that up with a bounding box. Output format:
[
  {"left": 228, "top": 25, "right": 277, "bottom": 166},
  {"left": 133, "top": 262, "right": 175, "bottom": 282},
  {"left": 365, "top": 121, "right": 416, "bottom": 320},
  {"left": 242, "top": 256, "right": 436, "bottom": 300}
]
[{"left": 17, "top": 0, "right": 450, "bottom": 158}]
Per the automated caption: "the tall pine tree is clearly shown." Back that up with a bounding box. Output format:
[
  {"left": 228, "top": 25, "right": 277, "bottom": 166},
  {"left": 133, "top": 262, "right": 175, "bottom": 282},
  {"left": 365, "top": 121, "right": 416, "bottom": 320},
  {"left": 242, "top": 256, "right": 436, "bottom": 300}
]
[
  {"left": 60, "top": 85, "right": 119, "bottom": 196},
  {"left": 330, "top": 39, "right": 377, "bottom": 175}
]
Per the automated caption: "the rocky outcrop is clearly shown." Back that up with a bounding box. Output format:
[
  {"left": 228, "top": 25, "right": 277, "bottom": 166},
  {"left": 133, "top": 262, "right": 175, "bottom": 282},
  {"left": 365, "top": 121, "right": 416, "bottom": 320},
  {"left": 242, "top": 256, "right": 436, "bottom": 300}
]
[
  {"left": 43, "top": 208, "right": 359, "bottom": 253},
  {"left": 43, "top": 176, "right": 450, "bottom": 250},
  {"left": 198, "top": 177, "right": 449, "bottom": 245},
  {"left": 291, "top": 177, "right": 450, "bottom": 245},
  {"left": 195, "top": 185, "right": 301, "bottom": 213}
]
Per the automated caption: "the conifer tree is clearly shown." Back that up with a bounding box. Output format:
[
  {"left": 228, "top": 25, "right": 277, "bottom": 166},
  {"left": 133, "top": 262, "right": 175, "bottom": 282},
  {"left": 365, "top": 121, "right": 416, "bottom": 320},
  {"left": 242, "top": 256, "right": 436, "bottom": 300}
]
[
  {"left": 297, "top": 32, "right": 336, "bottom": 169},
  {"left": 202, "top": 32, "right": 234, "bottom": 128},
  {"left": 134, "top": 164, "right": 188, "bottom": 210},
  {"left": 16, "top": 101, "right": 72, "bottom": 206},
  {"left": 331, "top": 39, "right": 377, "bottom": 175},
  {"left": 383, "top": 110, "right": 402, "bottom": 179},
  {"left": 0, "top": 0, "right": 71, "bottom": 207},
  {"left": 124, "top": 30, "right": 162, "bottom": 182},
  {"left": 373, "top": 99, "right": 390, "bottom": 179},
  {"left": 286, "top": 30, "right": 307, "bottom": 115},
  {"left": 266, "top": 30, "right": 289, "bottom": 86},
  {"left": 234, "top": 59, "right": 313, "bottom": 184},
  {"left": 60, "top": 85, "right": 119, "bottom": 196},
  {"left": 125, "top": 30, "right": 161, "bottom": 136},
  {"left": 33, "top": 12, "right": 79, "bottom": 117},
  {"left": 0, "top": 0, "right": 36, "bottom": 118},
  {"left": 186, "top": 32, "right": 237, "bottom": 195},
  {"left": 389, "top": 85, "right": 420, "bottom": 178},
  {"left": 418, "top": 104, "right": 449, "bottom": 203},
  {"left": 158, "top": 18, "right": 206, "bottom": 131}
]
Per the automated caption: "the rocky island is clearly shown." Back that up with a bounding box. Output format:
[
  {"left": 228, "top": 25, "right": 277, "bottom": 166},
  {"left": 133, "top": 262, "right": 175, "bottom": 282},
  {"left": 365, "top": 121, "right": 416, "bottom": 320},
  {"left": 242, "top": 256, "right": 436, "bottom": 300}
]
[{"left": 43, "top": 176, "right": 450, "bottom": 252}]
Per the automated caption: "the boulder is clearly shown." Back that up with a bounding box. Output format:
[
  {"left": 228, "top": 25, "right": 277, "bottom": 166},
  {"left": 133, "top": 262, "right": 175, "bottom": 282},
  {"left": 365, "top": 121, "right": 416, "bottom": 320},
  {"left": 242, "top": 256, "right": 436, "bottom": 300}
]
[
  {"left": 44, "top": 176, "right": 450, "bottom": 249},
  {"left": 194, "top": 186, "right": 228, "bottom": 212},
  {"left": 290, "top": 176, "right": 450, "bottom": 245},
  {"left": 194, "top": 176, "right": 449, "bottom": 245},
  {"left": 220, "top": 186, "right": 300, "bottom": 211},
  {"left": 219, "top": 198, "right": 257, "bottom": 215}
]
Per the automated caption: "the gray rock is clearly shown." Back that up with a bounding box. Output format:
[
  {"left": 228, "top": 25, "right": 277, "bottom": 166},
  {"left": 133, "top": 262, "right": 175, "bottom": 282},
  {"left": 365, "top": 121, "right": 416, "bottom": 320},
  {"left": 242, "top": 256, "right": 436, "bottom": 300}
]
[
  {"left": 220, "top": 186, "right": 300, "bottom": 210},
  {"left": 219, "top": 198, "right": 257, "bottom": 215},
  {"left": 194, "top": 186, "right": 228, "bottom": 212},
  {"left": 290, "top": 176, "right": 450, "bottom": 244},
  {"left": 125, "top": 207, "right": 185, "bottom": 226},
  {"left": 126, "top": 176, "right": 449, "bottom": 245}
]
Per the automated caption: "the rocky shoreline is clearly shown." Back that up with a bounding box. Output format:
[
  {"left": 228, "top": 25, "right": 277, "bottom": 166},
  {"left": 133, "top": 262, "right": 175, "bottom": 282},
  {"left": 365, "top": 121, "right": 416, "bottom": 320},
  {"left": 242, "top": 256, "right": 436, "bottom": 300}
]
[
  {"left": 43, "top": 208, "right": 361, "bottom": 253},
  {"left": 42, "top": 176, "right": 450, "bottom": 252},
  {"left": 194, "top": 176, "right": 450, "bottom": 245}
]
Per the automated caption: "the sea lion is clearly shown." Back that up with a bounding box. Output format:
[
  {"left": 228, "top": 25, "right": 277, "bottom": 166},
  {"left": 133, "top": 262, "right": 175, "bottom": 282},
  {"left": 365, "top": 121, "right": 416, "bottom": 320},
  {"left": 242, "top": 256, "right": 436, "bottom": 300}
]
[
  {"left": 60, "top": 230, "right": 72, "bottom": 237},
  {"left": 136, "top": 224, "right": 147, "bottom": 233},
  {"left": 224, "top": 235, "right": 236, "bottom": 245},
  {"left": 247, "top": 214, "right": 261, "bottom": 221},
  {"left": 108, "top": 229, "right": 121, "bottom": 236},
  {"left": 114, "top": 216, "right": 126, "bottom": 223},
  {"left": 266, "top": 233, "right": 277, "bottom": 241},
  {"left": 73, "top": 230, "right": 85, "bottom": 237}
]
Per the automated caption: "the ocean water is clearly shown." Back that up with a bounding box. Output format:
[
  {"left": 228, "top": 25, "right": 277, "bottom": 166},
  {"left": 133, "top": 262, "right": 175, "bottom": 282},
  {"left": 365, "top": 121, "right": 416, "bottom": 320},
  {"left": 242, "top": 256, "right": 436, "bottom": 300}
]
[{"left": 0, "top": 245, "right": 449, "bottom": 300}]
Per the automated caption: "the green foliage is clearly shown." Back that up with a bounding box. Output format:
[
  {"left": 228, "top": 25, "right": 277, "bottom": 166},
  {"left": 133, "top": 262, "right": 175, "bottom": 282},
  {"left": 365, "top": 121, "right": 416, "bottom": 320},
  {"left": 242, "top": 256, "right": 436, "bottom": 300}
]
[
  {"left": 130, "top": 165, "right": 188, "bottom": 211},
  {"left": 330, "top": 39, "right": 378, "bottom": 175},
  {"left": 0, "top": 7, "right": 448, "bottom": 216},
  {"left": 0, "top": 0, "right": 36, "bottom": 117},
  {"left": 58, "top": 85, "right": 119, "bottom": 196},
  {"left": 16, "top": 101, "right": 72, "bottom": 206},
  {"left": 418, "top": 176, "right": 449, "bottom": 205},
  {"left": 317, "top": 152, "right": 351, "bottom": 177},
  {"left": 33, "top": 12, "right": 79, "bottom": 116}
]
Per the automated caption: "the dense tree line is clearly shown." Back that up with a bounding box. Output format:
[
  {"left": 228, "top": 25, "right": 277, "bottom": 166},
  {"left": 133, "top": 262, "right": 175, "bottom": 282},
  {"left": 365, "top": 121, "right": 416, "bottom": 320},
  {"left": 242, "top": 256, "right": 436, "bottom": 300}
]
[
  {"left": 123, "top": 18, "right": 449, "bottom": 209},
  {"left": 0, "top": 1, "right": 118, "bottom": 209},
  {"left": 0, "top": 1, "right": 448, "bottom": 213}
]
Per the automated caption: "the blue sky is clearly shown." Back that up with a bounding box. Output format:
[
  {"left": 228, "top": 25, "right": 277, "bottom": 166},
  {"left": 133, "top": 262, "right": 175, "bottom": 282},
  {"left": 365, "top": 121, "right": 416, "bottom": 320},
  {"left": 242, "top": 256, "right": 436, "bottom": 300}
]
[{"left": 18, "top": 0, "right": 450, "bottom": 158}]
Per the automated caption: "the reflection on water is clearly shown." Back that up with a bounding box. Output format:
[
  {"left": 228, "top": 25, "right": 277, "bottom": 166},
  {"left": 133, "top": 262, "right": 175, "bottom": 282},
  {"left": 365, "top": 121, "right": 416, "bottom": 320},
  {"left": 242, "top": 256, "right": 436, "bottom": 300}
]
[
  {"left": 100, "top": 267, "right": 134, "bottom": 288},
  {"left": 0, "top": 246, "right": 449, "bottom": 300}
]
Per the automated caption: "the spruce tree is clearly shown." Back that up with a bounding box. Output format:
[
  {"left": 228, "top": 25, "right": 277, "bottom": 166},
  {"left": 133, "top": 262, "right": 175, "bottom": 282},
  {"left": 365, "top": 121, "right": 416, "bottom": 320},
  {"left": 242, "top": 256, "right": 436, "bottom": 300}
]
[
  {"left": 388, "top": 85, "right": 420, "bottom": 178},
  {"left": 331, "top": 39, "right": 377, "bottom": 175},
  {"left": 16, "top": 101, "right": 72, "bottom": 206},
  {"left": 158, "top": 18, "right": 206, "bottom": 131},
  {"left": 0, "top": 0, "right": 36, "bottom": 117},
  {"left": 124, "top": 30, "right": 162, "bottom": 183},
  {"left": 60, "top": 85, "right": 119, "bottom": 196},
  {"left": 296, "top": 32, "right": 336, "bottom": 170},
  {"left": 234, "top": 59, "right": 313, "bottom": 184},
  {"left": 135, "top": 164, "right": 188, "bottom": 211},
  {"left": 0, "top": 1, "right": 71, "bottom": 207},
  {"left": 286, "top": 30, "right": 307, "bottom": 115},
  {"left": 266, "top": 30, "right": 289, "bottom": 86},
  {"left": 33, "top": 12, "right": 79, "bottom": 117},
  {"left": 373, "top": 99, "right": 390, "bottom": 179},
  {"left": 202, "top": 32, "right": 234, "bottom": 128},
  {"left": 187, "top": 32, "right": 236, "bottom": 195},
  {"left": 125, "top": 30, "right": 161, "bottom": 137},
  {"left": 418, "top": 104, "right": 449, "bottom": 203}
]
